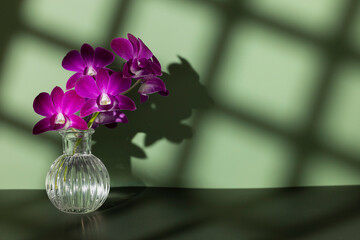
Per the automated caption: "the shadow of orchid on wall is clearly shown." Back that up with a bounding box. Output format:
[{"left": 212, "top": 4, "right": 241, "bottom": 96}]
[{"left": 93, "top": 56, "right": 213, "bottom": 187}]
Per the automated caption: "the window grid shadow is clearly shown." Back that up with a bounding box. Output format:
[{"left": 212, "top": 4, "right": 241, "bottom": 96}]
[
  {"left": 175, "top": 0, "right": 360, "bottom": 187},
  {"left": 1, "top": 0, "right": 360, "bottom": 239},
  {"left": 1, "top": 0, "right": 360, "bottom": 187}
]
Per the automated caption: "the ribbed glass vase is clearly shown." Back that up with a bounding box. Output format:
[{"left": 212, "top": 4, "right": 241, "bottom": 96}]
[{"left": 45, "top": 129, "right": 110, "bottom": 214}]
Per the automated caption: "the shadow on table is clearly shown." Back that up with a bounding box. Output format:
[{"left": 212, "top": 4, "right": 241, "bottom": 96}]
[
  {"left": 1, "top": 186, "right": 360, "bottom": 240},
  {"left": 93, "top": 56, "right": 213, "bottom": 187}
]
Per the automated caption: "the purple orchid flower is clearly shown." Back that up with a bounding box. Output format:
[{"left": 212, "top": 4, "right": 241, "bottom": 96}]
[
  {"left": 62, "top": 43, "right": 114, "bottom": 90},
  {"left": 111, "top": 33, "right": 160, "bottom": 79},
  {"left": 75, "top": 68, "right": 136, "bottom": 118},
  {"left": 111, "top": 33, "right": 168, "bottom": 102},
  {"left": 33, "top": 86, "right": 87, "bottom": 135},
  {"left": 138, "top": 77, "right": 169, "bottom": 103},
  {"left": 92, "top": 111, "right": 128, "bottom": 129}
]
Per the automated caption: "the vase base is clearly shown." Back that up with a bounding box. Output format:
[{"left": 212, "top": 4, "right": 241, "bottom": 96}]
[{"left": 58, "top": 208, "right": 97, "bottom": 214}]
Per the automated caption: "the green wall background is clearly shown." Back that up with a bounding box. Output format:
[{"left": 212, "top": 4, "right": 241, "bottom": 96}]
[{"left": 1, "top": 0, "right": 360, "bottom": 189}]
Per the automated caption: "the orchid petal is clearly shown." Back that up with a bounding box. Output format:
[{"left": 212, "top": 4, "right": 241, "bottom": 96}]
[
  {"left": 159, "top": 90, "right": 169, "bottom": 96},
  {"left": 140, "top": 95, "right": 149, "bottom": 103},
  {"left": 149, "top": 62, "right": 162, "bottom": 76},
  {"left": 127, "top": 33, "right": 139, "bottom": 56},
  {"left": 152, "top": 55, "right": 161, "bottom": 69},
  {"left": 95, "top": 111, "right": 128, "bottom": 125},
  {"left": 110, "top": 38, "right": 134, "bottom": 61},
  {"left": 62, "top": 50, "right": 85, "bottom": 72},
  {"left": 75, "top": 75, "right": 100, "bottom": 99},
  {"left": 94, "top": 47, "right": 114, "bottom": 68},
  {"left": 68, "top": 114, "right": 88, "bottom": 130},
  {"left": 113, "top": 111, "right": 128, "bottom": 123},
  {"left": 104, "top": 123, "right": 118, "bottom": 128},
  {"left": 138, "top": 58, "right": 151, "bottom": 68},
  {"left": 33, "top": 92, "right": 56, "bottom": 117},
  {"left": 62, "top": 90, "right": 85, "bottom": 115},
  {"left": 138, "top": 38, "right": 153, "bottom": 59},
  {"left": 96, "top": 68, "right": 110, "bottom": 93},
  {"left": 80, "top": 99, "right": 100, "bottom": 117},
  {"left": 66, "top": 72, "right": 83, "bottom": 90},
  {"left": 104, "top": 67, "right": 115, "bottom": 75},
  {"left": 122, "top": 61, "right": 133, "bottom": 78},
  {"left": 33, "top": 117, "right": 51, "bottom": 135},
  {"left": 138, "top": 77, "right": 166, "bottom": 95},
  {"left": 51, "top": 86, "right": 64, "bottom": 113},
  {"left": 151, "top": 56, "right": 162, "bottom": 76},
  {"left": 114, "top": 95, "right": 136, "bottom": 111},
  {"left": 108, "top": 72, "right": 131, "bottom": 95},
  {"left": 81, "top": 44, "right": 94, "bottom": 66}
]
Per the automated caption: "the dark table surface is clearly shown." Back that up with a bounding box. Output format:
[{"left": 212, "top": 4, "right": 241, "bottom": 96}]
[{"left": 0, "top": 186, "right": 360, "bottom": 240}]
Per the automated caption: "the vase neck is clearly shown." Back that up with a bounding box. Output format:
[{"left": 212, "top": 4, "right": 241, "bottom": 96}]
[{"left": 59, "top": 129, "right": 94, "bottom": 155}]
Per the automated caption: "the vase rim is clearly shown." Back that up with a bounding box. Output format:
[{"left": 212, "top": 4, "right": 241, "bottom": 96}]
[{"left": 58, "top": 128, "right": 95, "bottom": 135}]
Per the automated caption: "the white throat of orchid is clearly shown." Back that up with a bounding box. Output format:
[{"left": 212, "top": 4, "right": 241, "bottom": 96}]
[
  {"left": 86, "top": 67, "right": 97, "bottom": 76},
  {"left": 99, "top": 93, "right": 111, "bottom": 106},
  {"left": 55, "top": 113, "right": 66, "bottom": 124}
]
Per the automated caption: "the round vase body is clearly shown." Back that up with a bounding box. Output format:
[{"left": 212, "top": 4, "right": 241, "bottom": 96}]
[{"left": 45, "top": 129, "right": 110, "bottom": 214}]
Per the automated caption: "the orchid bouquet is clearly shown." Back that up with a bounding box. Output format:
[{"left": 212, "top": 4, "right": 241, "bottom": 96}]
[{"left": 32, "top": 34, "right": 168, "bottom": 134}]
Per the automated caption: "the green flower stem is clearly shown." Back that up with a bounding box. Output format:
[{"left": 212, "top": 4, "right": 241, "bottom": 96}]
[
  {"left": 87, "top": 112, "right": 100, "bottom": 129},
  {"left": 72, "top": 112, "right": 99, "bottom": 155},
  {"left": 121, "top": 79, "right": 142, "bottom": 95}
]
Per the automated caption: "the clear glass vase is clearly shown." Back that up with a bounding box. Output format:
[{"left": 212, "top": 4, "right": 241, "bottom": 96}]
[{"left": 45, "top": 129, "right": 110, "bottom": 214}]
